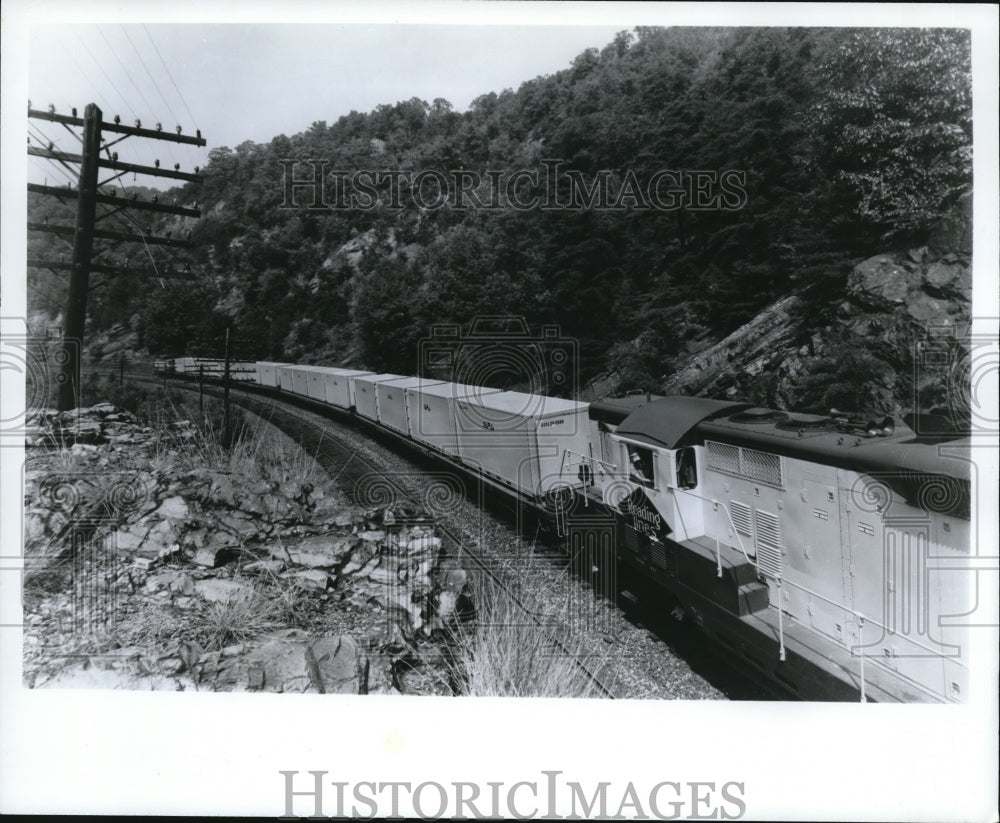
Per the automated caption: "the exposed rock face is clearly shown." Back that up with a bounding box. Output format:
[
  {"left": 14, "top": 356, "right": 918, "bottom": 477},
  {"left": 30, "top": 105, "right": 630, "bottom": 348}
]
[
  {"left": 23, "top": 405, "right": 473, "bottom": 695},
  {"left": 658, "top": 198, "right": 972, "bottom": 417}
]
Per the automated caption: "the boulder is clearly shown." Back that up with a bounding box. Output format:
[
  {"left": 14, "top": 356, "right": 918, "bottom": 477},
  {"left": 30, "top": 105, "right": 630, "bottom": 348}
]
[{"left": 196, "top": 629, "right": 364, "bottom": 693}]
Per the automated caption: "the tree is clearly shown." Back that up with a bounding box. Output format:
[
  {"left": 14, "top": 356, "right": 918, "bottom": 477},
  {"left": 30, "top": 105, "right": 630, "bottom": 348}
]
[{"left": 808, "top": 29, "right": 972, "bottom": 245}]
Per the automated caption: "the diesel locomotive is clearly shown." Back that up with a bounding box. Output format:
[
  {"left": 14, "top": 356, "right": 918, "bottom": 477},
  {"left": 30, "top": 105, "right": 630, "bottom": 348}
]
[{"left": 161, "top": 357, "right": 974, "bottom": 703}]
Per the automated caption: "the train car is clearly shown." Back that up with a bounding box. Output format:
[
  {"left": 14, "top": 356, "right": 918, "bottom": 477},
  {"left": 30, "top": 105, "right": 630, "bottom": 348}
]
[
  {"left": 301, "top": 366, "right": 344, "bottom": 401},
  {"left": 405, "top": 381, "right": 504, "bottom": 457},
  {"left": 156, "top": 350, "right": 975, "bottom": 702},
  {"left": 562, "top": 396, "right": 972, "bottom": 703},
  {"left": 255, "top": 361, "right": 286, "bottom": 388},
  {"left": 352, "top": 374, "right": 409, "bottom": 421},
  {"left": 374, "top": 377, "right": 447, "bottom": 435},
  {"left": 455, "top": 391, "right": 592, "bottom": 498},
  {"left": 323, "top": 369, "right": 376, "bottom": 410}
]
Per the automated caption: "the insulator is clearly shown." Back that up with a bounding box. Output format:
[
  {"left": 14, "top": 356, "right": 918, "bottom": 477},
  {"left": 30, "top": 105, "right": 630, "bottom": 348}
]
[
  {"left": 153, "top": 195, "right": 158, "bottom": 203},
  {"left": 174, "top": 163, "right": 180, "bottom": 171},
  {"left": 28, "top": 99, "right": 32, "bottom": 109},
  {"left": 110, "top": 190, "right": 117, "bottom": 198},
  {"left": 48, "top": 142, "right": 54, "bottom": 151},
  {"left": 131, "top": 192, "right": 137, "bottom": 200},
  {"left": 135, "top": 119, "right": 141, "bottom": 128},
  {"left": 196, "top": 129, "right": 201, "bottom": 139},
  {"left": 176, "top": 125, "right": 182, "bottom": 134},
  {"left": 112, "top": 152, "right": 118, "bottom": 161},
  {"left": 114, "top": 114, "right": 121, "bottom": 125},
  {"left": 156, "top": 122, "right": 162, "bottom": 131},
  {"left": 48, "top": 104, "right": 55, "bottom": 113},
  {"left": 72, "top": 107, "right": 77, "bottom": 118},
  {"left": 155, "top": 159, "right": 160, "bottom": 168},
  {"left": 194, "top": 166, "right": 199, "bottom": 173}
]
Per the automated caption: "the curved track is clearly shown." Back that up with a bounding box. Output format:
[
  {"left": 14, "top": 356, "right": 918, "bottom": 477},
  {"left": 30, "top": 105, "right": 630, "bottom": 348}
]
[{"left": 115, "top": 370, "right": 621, "bottom": 698}]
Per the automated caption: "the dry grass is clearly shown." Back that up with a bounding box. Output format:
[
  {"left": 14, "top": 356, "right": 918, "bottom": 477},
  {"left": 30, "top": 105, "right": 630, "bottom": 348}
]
[{"left": 449, "top": 572, "right": 609, "bottom": 698}]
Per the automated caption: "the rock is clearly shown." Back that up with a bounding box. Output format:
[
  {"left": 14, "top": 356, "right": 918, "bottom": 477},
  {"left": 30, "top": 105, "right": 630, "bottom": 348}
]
[
  {"left": 441, "top": 568, "right": 468, "bottom": 592},
  {"left": 244, "top": 559, "right": 285, "bottom": 575},
  {"left": 197, "top": 629, "right": 363, "bottom": 693},
  {"left": 194, "top": 578, "right": 248, "bottom": 603},
  {"left": 285, "top": 569, "right": 332, "bottom": 591},
  {"left": 189, "top": 545, "right": 238, "bottom": 568},
  {"left": 850, "top": 255, "right": 919, "bottom": 307},
  {"left": 155, "top": 496, "right": 189, "bottom": 520},
  {"left": 273, "top": 535, "right": 357, "bottom": 568}
]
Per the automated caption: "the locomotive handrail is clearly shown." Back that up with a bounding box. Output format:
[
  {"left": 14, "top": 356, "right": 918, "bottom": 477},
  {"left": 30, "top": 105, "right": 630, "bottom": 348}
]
[
  {"left": 666, "top": 486, "right": 755, "bottom": 572},
  {"left": 559, "top": 449, "right": 627, "bottom": 484}
]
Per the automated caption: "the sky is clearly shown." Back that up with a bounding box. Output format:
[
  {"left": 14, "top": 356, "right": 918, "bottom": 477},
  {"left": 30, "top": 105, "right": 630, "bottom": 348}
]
[{"left": 25, "top": 23, "right": 626, "bottom": 187}]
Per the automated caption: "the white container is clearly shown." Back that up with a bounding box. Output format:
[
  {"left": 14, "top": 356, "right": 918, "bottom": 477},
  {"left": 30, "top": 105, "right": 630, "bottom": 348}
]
[
  {"left": 324, "top": 369, "right": 376, "bottom": 409},
  {"left": 375, "top": 377, "right": 447, "bottom": 435},
  {"left": 277, "top": 365, "right": 299, "bottom": 392},
  {"left": 256, "top": 361, "right": 284, "bottom": 388},
  {"left": 291, "top": 366, "right": 310, "bottom": 397},
  {"left": 302, "top": 366, "right": 344, "bottom": 401},
  {"left": 455, "top": 391, "right": 591, "bottom": 497},
  {"left": 353, "top": 374, "right": 408, "bottom": 421},
  {"left": 174, "top": 356, "right": 195, "bottom": 374},
  {"left": 405, "top": 382, "right": 503, "bottom": 456}
]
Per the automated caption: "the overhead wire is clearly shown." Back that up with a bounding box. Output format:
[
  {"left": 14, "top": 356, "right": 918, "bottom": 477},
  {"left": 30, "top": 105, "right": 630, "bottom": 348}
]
[{"left": 118, "top": 24, "right": 182, "bottom": 173}]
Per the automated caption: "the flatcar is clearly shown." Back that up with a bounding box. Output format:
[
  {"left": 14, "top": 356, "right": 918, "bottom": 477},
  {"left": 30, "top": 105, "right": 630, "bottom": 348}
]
[{"left": 169, "top": 359, "right": 974, "bottom": 702}]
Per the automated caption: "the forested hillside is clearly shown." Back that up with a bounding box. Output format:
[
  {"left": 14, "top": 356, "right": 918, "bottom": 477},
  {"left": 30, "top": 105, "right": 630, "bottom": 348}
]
[{"left": 28, "top": 27, "right": 973, "bottom": 415}]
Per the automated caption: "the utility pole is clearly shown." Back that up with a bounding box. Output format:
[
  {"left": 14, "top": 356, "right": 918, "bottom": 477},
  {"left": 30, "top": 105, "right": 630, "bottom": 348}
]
[
  {"left": 222, "top": 327, "right": 232, "bottom": 447},
  {"left": 59, "top": 103, "right": 102, "bottom": 411},
  {"left": 27, "top": 103, "right": 206, "bottom": 411}
]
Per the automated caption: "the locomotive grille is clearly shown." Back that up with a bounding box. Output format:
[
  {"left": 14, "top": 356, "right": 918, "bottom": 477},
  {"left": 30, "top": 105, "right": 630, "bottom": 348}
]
[
  {"left": 742, "top": 448, "right": 783, "bottom": 487},
  {"left": 730, "top": 501, "right": 753, "bottom": 538},
  {"left": 707, "top": 441, "right": 741, "bottom": 474},
  {"left": 649, "top": 542, "right": 668, "bottom": 570},
  {"left": 706, "top": 441, "right": 784, "bottom": 488},
  {"left": 754, "top": 509, "right": 783, "bottom": 578}
]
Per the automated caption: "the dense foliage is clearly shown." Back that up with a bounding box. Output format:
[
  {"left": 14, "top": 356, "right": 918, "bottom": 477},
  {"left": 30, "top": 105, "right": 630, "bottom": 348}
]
[{"left": 28, "top": 27, "right": 972, "bottom": 398}]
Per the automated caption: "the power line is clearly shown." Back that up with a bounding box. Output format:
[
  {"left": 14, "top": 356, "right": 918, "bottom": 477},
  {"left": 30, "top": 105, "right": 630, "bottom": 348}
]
[
  {"left": 74, "top": 30, "right": 140, "bottom": 124},
  {"left": 142, "top": 25, "right": 200, "bottom": 132},
  {"left": 121, "top": 25, "right": 180, "bottom": 128},
  {"left": 141, "top": 25, "right": 203, "bottom": 174}
]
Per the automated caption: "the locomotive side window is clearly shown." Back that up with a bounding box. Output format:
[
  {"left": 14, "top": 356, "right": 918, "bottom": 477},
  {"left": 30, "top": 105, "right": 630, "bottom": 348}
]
[
  {"left": 675, "top": 447, "right": 697, "bottom": 490},
  {"left": 627, "top": 445, "right": 655, "bottom": 488}
]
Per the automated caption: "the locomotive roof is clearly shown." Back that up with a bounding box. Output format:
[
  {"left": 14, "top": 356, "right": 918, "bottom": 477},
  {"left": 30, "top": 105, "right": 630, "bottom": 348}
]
[
  {"left": 696, "top": 414, "right": 972, "bottom": 482},
  {"left": 589, "top": 394, "right": 666, "bottom": 426},
  {"left": 615, "top": 396, "right": 751, "bottom": 448}
]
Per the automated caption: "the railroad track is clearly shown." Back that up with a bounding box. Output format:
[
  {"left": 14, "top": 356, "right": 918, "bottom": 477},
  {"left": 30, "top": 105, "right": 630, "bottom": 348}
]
[{"left": 96, "top": 369, "right": 620, "bottom": 698}]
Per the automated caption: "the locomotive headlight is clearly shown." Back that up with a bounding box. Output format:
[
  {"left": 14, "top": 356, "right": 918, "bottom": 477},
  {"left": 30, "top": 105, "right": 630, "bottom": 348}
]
[
  {"left": 864, "top": 420, "right": 880, "bottom": 438},
  {"left": 879, "top": 416, "right": 895, "bottom": 437}
]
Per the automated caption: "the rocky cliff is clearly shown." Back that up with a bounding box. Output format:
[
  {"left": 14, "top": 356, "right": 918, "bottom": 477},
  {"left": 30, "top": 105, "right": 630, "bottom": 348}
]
[{"left": 657, "top": 195, "right": 973, "bottom": 418}]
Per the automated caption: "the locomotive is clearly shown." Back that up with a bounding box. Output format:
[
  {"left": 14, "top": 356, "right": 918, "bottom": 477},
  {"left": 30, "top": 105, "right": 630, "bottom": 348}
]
[{"left": 162, "top": 357, "right": 973, "bottom": 703}]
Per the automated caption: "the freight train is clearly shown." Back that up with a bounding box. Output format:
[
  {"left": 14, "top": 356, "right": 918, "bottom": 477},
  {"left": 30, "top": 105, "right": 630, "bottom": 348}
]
[{"left": 160, "top": 357, "right": 974, "bottom": 703}]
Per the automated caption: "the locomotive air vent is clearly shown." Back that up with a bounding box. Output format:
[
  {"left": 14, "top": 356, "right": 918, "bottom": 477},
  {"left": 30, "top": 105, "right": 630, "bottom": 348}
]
[
  {"left": 775, "top": 414, "right": 836, "bottom": 432},
  {"left": 729, "top": 408, "right": 789, "bottom": 425}
]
